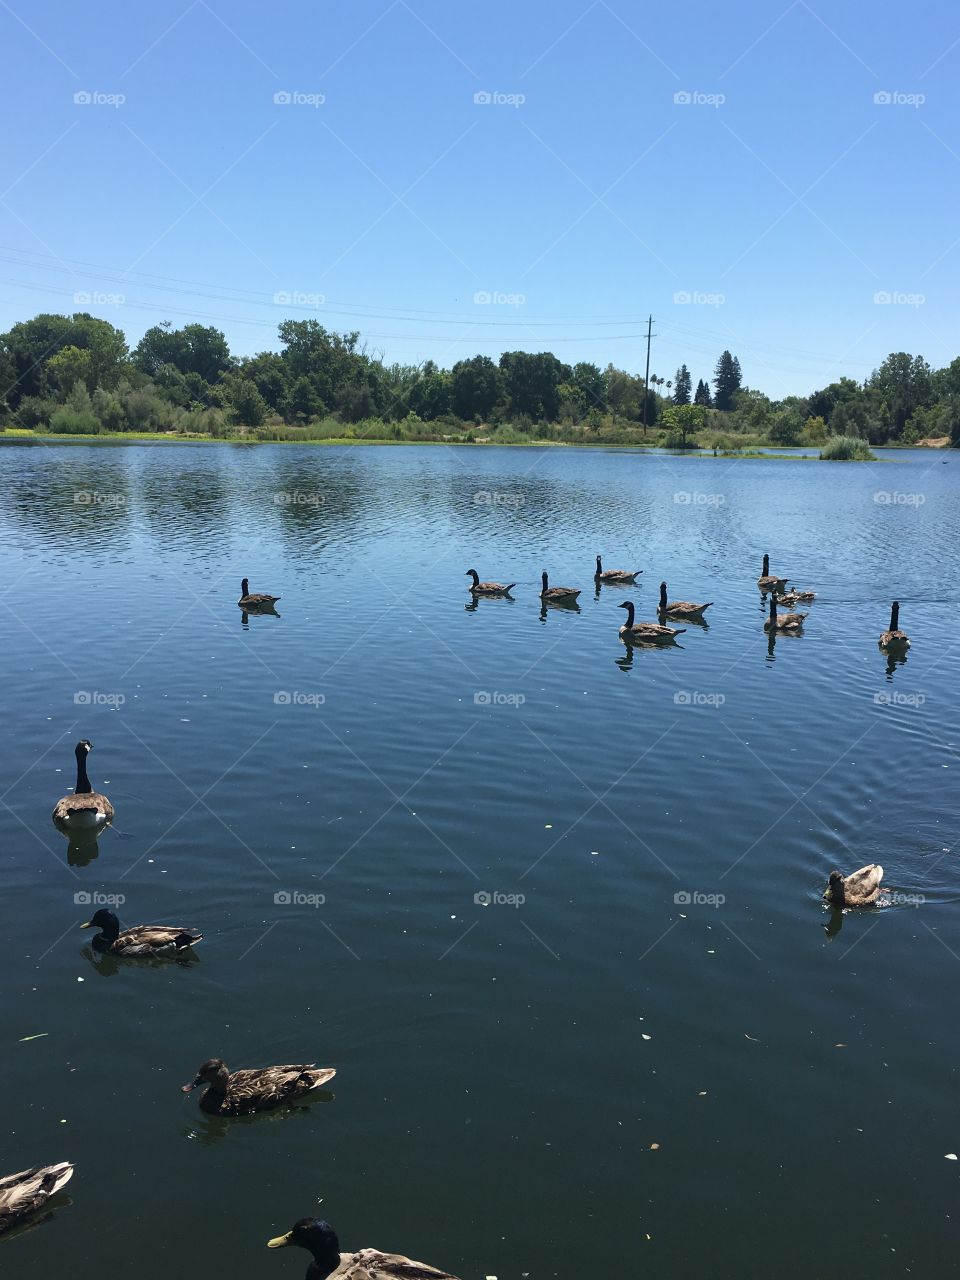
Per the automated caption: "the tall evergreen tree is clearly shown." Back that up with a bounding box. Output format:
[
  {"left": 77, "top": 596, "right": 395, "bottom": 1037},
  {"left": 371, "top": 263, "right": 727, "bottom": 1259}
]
[
  {"left": 713, "top": 350, "right": 742, "bottom": 411},
  {"left": 694, "top": 378, "right": 712, "bottom": 407},
  {"left": 673, "top": 364, "right": 692, "bottom": 405}
]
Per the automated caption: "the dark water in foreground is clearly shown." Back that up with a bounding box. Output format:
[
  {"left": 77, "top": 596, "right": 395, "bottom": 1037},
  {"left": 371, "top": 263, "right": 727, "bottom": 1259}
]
[{"left": 1, "top": 442, "right": 959, "bottom": 1279}]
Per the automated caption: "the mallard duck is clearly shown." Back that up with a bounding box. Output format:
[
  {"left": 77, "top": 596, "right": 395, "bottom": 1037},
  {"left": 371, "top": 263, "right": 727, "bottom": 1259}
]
[
  {"left": 617, "top": 600, "right": 684, "bottom": 644},
  {"left": 658, "top": 581, "right": 713, "bottom": 619},
  {"left": 764, "top": 596, "right": 806, "bottom": 633},
  {"left": 824, "top": 864, "right": 883, "bottom": 907},
  {"left": 267, "top": 1218, "right": 460, "bottom": 1280},
  {"left": 80, "top": 908, "right": 202, "bottom": 957},
  {"left": 0, "top": 1162, "right": 74, "bottom": 1236},
  {"left": 757, "top": 554, "right": 788, "bottom": 593},
  {"left": 879, "top": 601, "right": 910, "bottom": 650},
  {"left": 465, "top": 569, "right": 515, "bottom": 596},
  {"left": 181, "top": 1059, "right": 336, "bottom": 1116},
  {"left": 52, "top": 741, "right": 114, "bottom": 827},
  {"left": 540, "top": 571, "right": 580, "bottom": 602},
  {"left": 238, "top": 578, "right": 280, "bottom": 608},
  {"left": 594, "top": 555, "right": 641, "bottom": 583}
]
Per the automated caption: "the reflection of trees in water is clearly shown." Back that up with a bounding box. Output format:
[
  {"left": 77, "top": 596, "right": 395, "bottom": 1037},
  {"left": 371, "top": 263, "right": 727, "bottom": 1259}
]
[
  {"left": 139, "top": 468, "right": 232, "bottom": 548},
  {"left": 1, "top": 455, "right": 132, "bottom": 548}
]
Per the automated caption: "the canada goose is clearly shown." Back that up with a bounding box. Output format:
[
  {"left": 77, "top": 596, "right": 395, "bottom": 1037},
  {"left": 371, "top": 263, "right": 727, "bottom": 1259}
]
[
  {"left": 267, "top": 1218, "right": 460, "bottom": 1280},
  {"left": 757, "top": 554, "right": 788, "bottom": 593},
  {"left": 764, "top": 596, "right": 806, "bottom": 633},
  {"left": 594, "top": 555, "right": 641, "bottom": 583},
  {"left": 181, "top": 1059, "right": 336, "bottom": 1116},
  {"left": 238, "top": 578, "right": 280, "bottom": 608},
  {"left": 879, "top": 601, "right": 910, "bottom": 650},
  {"left": 540, "top": 571, "right": 580, "bottom": 602},
  {"left": 80, "top": 908, "right": 202, "bottom": 957},
  {"left": 617, "top": 600, "right": 684, "bottom": 644},
  {"left": 658, "top": 581, "right": 713, "bottom": 619},
  {"left": 824, "top": 864, "right": 883, "bottom": 907},
  {"left": 52, "top": 741, "right": 114, "bottom": 827},
  {"left": 0, "top": 1162, "right": 74, "bottom": 1236},
  {"left": 465, "top": 569, "right": 515, "bottom": 596}
]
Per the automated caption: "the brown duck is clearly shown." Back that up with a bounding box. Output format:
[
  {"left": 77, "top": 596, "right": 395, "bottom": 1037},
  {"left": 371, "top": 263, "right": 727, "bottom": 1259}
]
[
  {"left": 181, "top": 1058, "right": 336, "bottom": 1116},
  {"left": 267, "top": 1218, "right": 460, "bottom": 1280},
  {"left": 0, "top": 1162, "right": 74, "bottom": 1236},
  {"left": 81, "top": 908, "right": 202, "bottom": 957}
]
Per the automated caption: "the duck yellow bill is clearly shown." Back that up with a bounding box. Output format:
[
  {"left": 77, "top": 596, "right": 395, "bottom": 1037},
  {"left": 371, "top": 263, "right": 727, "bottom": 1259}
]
[
  {"left": 267, "top": 1232, "right": 293, "bottom": 1248},
  {"left": 80, "top": 921, "right": 94, "bottom": 929}
]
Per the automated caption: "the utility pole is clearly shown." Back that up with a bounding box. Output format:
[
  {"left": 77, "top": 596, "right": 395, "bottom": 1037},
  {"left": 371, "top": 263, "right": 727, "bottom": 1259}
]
[{"left": 642, "top": 314, "right": 654, "bottom": 432}]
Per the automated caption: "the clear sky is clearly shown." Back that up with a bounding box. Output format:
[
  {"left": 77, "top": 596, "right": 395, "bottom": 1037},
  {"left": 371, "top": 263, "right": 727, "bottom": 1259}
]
[{"left": 2, "top": 0, "right": 957, "bottom": 397}]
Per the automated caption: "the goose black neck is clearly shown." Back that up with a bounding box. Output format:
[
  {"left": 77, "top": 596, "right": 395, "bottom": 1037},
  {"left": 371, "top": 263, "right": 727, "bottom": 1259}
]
[
  {"left": 241, "top": 578, "right": 249, "bottom": 596},
  {"left": 762, "top": 554, "right": 769, "bottom": 574},
  {"left": 541, "top": 572, "right": 549, "bottom": 590},
  {"left": 769, "top": 596, "right": 777, "bottom": 618},
  {"left": 596, "top": 556, "right": 602, "bottom": 574},
  {"left": 659, "top": 582, "right": 668, "bottom": 605},
  {"left": 622, "top": 601, "right": 635, "bottom": 627},
  {"left": 890, "top": 601, "right": 899, "bottom": 630},
  {"left": 467, "top": 570, "right": 479, "bottom": 586},
  {"left": 75, "top": 747, "right": 92, "bottom": 795}
]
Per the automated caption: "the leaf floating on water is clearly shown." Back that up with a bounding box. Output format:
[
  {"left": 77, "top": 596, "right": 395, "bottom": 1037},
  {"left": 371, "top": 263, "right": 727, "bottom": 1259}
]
[
  {"left": 19, "top": 1033, "right": 48, "bottom": 1042},
  {"left": 744, "top": 1033, "right": 760, "bottom": 1042}
]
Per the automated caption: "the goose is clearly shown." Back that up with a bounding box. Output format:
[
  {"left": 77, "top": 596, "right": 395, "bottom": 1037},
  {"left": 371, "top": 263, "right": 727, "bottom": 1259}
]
[
  {"left": 617, "top": 600, "right": 684, "bottom": 645},
  {"left": 181, "top": 1059, "right": 336, "bottom": 1116},
  {"left": 465, "top": 569, "right": 515, "bottom": 596},
  {"left": 80, "top": 908, "right": 202, "bottom": 957},
  {"left": 238, "top": 578, "right": 280, "bottom": 608},
  {"left": 764, "top": 596, "right": 806, "bottom": 633},
  {"left": 775, "top": 590, "right": 815, "bottom": 607},
  {"left": 0, "top": 1162, "right": 74, "bottom": 1236},
  {"left": 658, "top": 581, "right": 713, "bottom": 619},
  {"left": 52, "top": 741, "right": 114, "bottom": 827},
  {"left": 540, "top": 571, "right": 580, "bottom": 602},
  {"left": 594, "top": 555, "right": 641, "bottom": 583},
  {"left": 267, "top": 1218, "right": 460, "bottom": 1280},
  {"left": 824, "top": 864, "right": 883, "bottom": 907},
  {"left": 879, "top": 601, "right": 910, "bottom": 650},
  {"left": 757, "top": 554, "right": 788, "bottom": 593}
]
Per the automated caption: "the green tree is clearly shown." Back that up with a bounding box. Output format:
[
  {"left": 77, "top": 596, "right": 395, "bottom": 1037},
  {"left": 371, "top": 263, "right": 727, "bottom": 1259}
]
[
  {"left": 450, "top": 356, "right": 500, "bottom": 420},
  {"left": 713, "top": 350, "right": 742, "bottom": 411},
  {"left": 661, "top": 402, "right": 707, "bottom": 447},
  {"left": 694, "top": 378, "right": 712, "bottom": 407},
  {"left": 498, "top": 351, "right": 570, "bottom": 422},
  {"left": 228, "top": 379, "right": 268, "bottom": 427},
  {"left": 133, "top": 323, "right": 231, "bottom": 383},
  {"left": 673, "top": 365, "right": 692, "bottom": 404}
]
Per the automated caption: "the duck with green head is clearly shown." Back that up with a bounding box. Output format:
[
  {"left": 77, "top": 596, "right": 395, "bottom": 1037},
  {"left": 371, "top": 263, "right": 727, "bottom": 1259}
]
[{"left": 267, "top": 1218, "right": 460, "bottom": 1280}]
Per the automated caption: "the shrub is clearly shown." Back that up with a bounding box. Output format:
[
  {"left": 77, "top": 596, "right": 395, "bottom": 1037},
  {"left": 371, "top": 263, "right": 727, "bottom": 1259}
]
[{"left": 820, "top": 434, "right": 876, "bottom": 460}]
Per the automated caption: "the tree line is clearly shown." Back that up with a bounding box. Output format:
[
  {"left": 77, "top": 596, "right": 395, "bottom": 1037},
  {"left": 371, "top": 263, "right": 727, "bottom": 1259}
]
[{"left": 1, "top": 311, "right": 958, "bottom": 447}]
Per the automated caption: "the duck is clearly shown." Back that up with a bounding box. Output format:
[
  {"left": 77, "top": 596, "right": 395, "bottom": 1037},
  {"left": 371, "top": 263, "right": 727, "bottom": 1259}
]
[
  {"left": 238, "top": 578, "right": 280, "bottom": 608},
  {"left": 267, "top": 1218, "right": 460, "bottom": 1280},
  {"left": 764, "top": 596, "right": 806, "bottom": 633},
  {"left": 879, "top": 601, "right": 910, "bottom": 650},
  {"left": 658, "top": 581, "right": 713, "bottom": 619},
  {"left": 617, "top": 600, "right": 684, "bottom": 645},
  {"left": 594, "top": 555, "right": 641, "bottom": 583},
  {"left": 540, "top": 571, "right": 580, "bottom": 603},
  {"left": 181, "top": 1059, "right": 336, "bottom": 1116},
  {"left": 52, "top": 741, "right": 114, "bottom": 827},
  {"left": 757, "top": 554, "right": 788, "bottom": 593},
  {"left": 824, "top": 864, "right": 884, "bottom": 907},
  {"left": 774, "top": 590, "right": 815, "bottom": 607},
  {"left": 465, "top": 569, "right": 515, "bottom": 596},
  {"left": 0, "top": 1162, "right": 74, "bottom": 1236},
  {"left": 80, "top": 908, "right": 202, "bottom": 957}
]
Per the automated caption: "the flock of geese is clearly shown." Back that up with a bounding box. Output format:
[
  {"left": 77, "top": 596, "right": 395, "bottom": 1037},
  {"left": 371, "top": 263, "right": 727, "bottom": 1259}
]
[{"left": 2, "top": 553, "right": 914, "bottom": 1274}]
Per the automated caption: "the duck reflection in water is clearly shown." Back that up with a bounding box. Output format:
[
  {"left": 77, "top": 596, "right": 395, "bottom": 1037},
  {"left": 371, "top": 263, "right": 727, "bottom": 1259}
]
[{"left": 182, "top": 1095, "right": 332, "bottom": 1148}]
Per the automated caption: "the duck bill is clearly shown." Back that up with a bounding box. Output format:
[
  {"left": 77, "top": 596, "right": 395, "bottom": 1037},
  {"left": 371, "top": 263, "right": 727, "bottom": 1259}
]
[
  {"left": 79, "top": 921, "right": 94, "bottom": 929},
  {"left": 180, "top": 1080, "right": 198, "bottom": 1093},
  {"left": 267, "top": 1232, "right": 294, "bottom": 1248}
]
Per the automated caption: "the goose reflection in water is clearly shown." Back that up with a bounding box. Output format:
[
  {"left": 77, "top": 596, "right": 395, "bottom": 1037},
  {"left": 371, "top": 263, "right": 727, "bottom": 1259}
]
[
  {"left": 464, "top": 594, "right": 515, "bottom": 612},
  {"left": 54, "top": 824, "right": 107, "bottom": 867},
  {"left": 240, "top": 606, "right": 281, "bottom": 627},
  {"left": 539, "top": 598, "right": 581, "bottom": 621}
]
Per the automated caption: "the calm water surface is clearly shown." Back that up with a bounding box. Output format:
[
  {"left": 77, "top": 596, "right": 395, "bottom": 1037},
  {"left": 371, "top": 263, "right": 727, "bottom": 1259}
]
[{"left": 2, "top": 442, "right": 959, "bottom": 1278}]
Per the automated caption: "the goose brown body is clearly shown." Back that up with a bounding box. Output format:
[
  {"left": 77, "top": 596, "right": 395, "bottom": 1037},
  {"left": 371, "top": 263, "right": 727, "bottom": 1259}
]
[
  {"left": 52, "top": 741, "right": 114, "bottom": 825},
  {"left": 879, "top": 601, "right": 910, "bottom": 650},
  {"left": 0, "top": 1162, "right": 74, "bottom": 1235},
  {"left": 181, "top": 1058, "right": 336, "bottom": 1116},
  {"left": 757, "top": 553, "right": 788, "bottom": 593},
  {"left": 540, "top": 571, "right": 580, "bottom": 602},
  {"left": 658, "top": 582, "right": 712, "bottom": 619},
  {"left": 465, "top": 569, "right": 515, "bottom": 595},
  {"left": 238, "top": 578, "right": 280, "bottom": 608},
  {"left": 594, "top": 555, "right": 641, "bottom": 583},
  {"left": 267, "top": 1219, "right": 460, "bottom": 1280},
  {"left": 764, "top": 596, "right": 806, "bottom": 632},
  {"left": 824, "top": 864, "right": 884, "bottom": 907},
  {"left": 617, "top": 600, "right": 684, "bottom": 644},
  {"left": 80, "top": 908, "right": 202, "bottom": 957}
]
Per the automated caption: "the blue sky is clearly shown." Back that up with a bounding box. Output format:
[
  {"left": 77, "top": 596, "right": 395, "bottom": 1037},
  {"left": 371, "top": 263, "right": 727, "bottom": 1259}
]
[{"left": 2, "top": 0, "right": 957, "bottom": 397}]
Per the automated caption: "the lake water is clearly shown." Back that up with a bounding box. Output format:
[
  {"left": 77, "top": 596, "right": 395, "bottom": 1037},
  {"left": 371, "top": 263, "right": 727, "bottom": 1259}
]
[{"left": 1, "top": 441, "right": 959, "bottom": 1278}]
